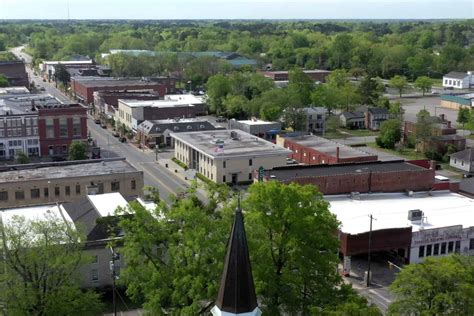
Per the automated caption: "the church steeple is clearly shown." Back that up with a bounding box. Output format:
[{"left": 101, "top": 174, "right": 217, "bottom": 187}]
[{"left": 211, "top": 195, "right": 261, "bottom": 316}]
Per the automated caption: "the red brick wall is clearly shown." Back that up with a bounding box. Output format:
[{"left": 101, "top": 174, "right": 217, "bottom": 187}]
[
  {"left": 340, "top": 227, "right": 412, "bottom": 256},
  {"left": 284, "top": 139, "right": 378, "bottom": 165},
  {"left": 38, "top": 105, "right": 87, "bottom": 156},
  {"left": 282, "top": 168, "right": 435, "bottom": 195}
]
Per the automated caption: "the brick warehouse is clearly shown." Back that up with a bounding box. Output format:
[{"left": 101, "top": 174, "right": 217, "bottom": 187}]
[
  {"left": 0, "top": 61, "right": 29, "bottom": 87},
  {"left": 277, "top": 134, "right": 378, "bottom": 165},
  {"left": 71, "top": 78, "right": 168, "bottom": 105},
  {"left": 259, "top": 160, "right": 435, "bottom": 195},
  {"left": 37, "top": 103, "right": 88, "bottom": 157}
]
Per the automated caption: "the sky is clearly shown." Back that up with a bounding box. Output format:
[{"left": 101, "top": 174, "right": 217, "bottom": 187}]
[{"left": 0, "top": 0, "right": 472, "bottom": 20}]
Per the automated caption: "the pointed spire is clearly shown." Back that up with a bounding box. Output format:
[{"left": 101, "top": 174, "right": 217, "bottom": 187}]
[{"left": 212, "top": 194, "right": 260, "bottom": 315}]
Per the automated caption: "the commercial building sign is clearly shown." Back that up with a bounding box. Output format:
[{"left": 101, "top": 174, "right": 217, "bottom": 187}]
[{"left": 412, "top": 225, "right": 463, "bottom": 246}]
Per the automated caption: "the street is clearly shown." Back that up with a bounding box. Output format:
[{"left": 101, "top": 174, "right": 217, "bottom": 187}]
[{"left": 10, "top": 46, "right": 204, "bottom": 205}]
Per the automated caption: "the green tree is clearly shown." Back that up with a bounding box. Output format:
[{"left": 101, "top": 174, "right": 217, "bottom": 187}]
[
  {"left": 415, "top": 109, "right": 434, "bottom": 147},
  {"left": 376, "top": 119, "right": 402, "bottom": 149},
  {"left": 389, "top": 75, "right": 409, "bottom": 98},
  {"left": 54, "top": 63, "right": 71, "bottom": 87},
  {"left": 244, "top": 181, "right": 341, "bottom": 314},
  {"left": 0, "top": 214, "right": 103, "bottom": 315},
  {"left": 389, "top": 255, "right": 474, "bottom": 316},
  {"left": 117, "top": 187, "right": 232, "bottom": 314},
  {"left": 457, "top": 107, "right": 470, "bottom": 128},
  {"left": 223, "top": 94, "right": 249, "bottom": 118},
  {"left": 0, "top": 74, "right": 9, "bottom": 87},
  {"left": 358, "top": 76, "right": 384, "bottom": 106},
  {"left": 206, "top": 74, "right": 232, "bottom": 115},
  {"left": 15, "top": 150, "right": 29, "bottom": 164},
  {"left": 256, "top": 88, "right": 290, "bottom": 121},
  {"left": 288, "top": 68, "right": 314, "bottom": 106},
  {"left": 414, "top": 76, "right": 433, "bottom": 96},
  {"left": 389, "top": 101, "right": 405, "bottom": 121},
  {"left": 311, "top": 84, "right": 339, "bottom": 114},
  {"left": 68, "top": 141, "right": 87, "bottom": 161}
]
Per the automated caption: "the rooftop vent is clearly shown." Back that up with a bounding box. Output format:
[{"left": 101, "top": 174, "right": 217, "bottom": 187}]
[
  {"left": 350, "top": 192, "right": 360, "bottom": 200},
  {"left": 408, "top": 209, "right": 423, "bottom": 221},
  {"left": 230, "top": 131, "right": 240, "bottom": 140}
]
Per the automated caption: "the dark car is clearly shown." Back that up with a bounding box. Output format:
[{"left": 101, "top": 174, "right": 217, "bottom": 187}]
[
  {"left": 100, "top": 124, "right": 107, "bottom": 129},
  {"left": 94, "top": 119, "right": 101, "bottom": 124},
  {"left": 112, "top": 131, "right": 120, "bottom": 138},
  {"left": 120, "top": 137, "right": 127, "bottom": 143}
]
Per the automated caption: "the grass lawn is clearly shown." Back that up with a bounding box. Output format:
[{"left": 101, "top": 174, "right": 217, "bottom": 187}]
[{"left": 366, "top": 142, "right": 426, "bottom": 160}]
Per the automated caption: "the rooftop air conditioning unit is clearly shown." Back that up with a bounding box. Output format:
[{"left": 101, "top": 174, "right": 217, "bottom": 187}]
[
  {"left": 350, "top": 192, "right": 360, "bottom": 200},
  {"left": 408, "top": 209, "right": 423, "bottom": 221},
  {"left": 230, "top": 131, "right": 239, "bottom": 140}
]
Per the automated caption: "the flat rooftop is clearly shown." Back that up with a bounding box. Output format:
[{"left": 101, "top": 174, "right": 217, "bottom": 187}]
[
  {"left": 0, "top": 94, "right": 62, "bottom": 115},
  {"left": 0, "top": 87, "right": 30, "bottom": 95},
  {"left": 73, "top": 78, "right": 161, "bottom": 88},
  {"left": 0, "top": 158, "right": 139, "bottom": 183},
  {"left": 327, "top": 191, "right": 474, "bottom": 235},
  {"left": 266, "top": 161, "right": 424, "bottom": 181},
  {"left": 234, "top": 119, "right": 279, "bottom": 126},
  {"left": 87, "top": 193, "right": 128, "bottom": 217},
  {"left": 0, "top": 204, "right": 74, "bottom": 227},
  {"left": 121, "top": 94, "right": 204, "bottom": 108},
  {"left": 171, "top": 129, "right": 291, "bottom": 159},
  {"left": 42, "top": 60, "right": 93, "bottom": 65},
  {"left": 285, "top": 135, "right": 376, "bottom": 159}
]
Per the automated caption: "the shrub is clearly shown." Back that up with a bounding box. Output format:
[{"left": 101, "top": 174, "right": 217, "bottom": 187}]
[
  {"left": 196, "top": 172, "right": 213, "bottom": 185},
  {"left": 172, "top": 157, "right": 188, "bottom": 170}
]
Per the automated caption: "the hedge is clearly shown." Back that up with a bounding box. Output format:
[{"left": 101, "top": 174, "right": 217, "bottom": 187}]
[{"left": 172, "top": 157, "right": 188, "bottom": 170}]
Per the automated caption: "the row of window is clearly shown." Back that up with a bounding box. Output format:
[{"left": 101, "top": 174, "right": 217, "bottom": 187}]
[
  {"left": 0, "top": 180, "right": 135, "bottom": 202},
  {"left": 444, "top": 79, "right": 462, "bottom": 86},
  {"left": 45, "top": 117, "right": 82, "bottom": 139},
  {"left": 418, "top": 240, "right": 461, "bottom": 258}
]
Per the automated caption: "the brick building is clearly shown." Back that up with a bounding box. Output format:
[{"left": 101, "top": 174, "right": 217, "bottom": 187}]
[
  {"left": 71, "top": 78, "right": 169, "bottom": 105},
  {"left": 261, "top": 69, "right": 331, "bottom": 83},
  {"left": 259, "top": 160, "right": 435, "bottom": 195},
  {"left": 93, "top": 89, "right": 162, "bottom": 116},
  {"left": 0, "top": 61, "right": 29, "bottom": 87},
  {"left": 278, "top": 134, "right": 378, "bottom": 165},
  {"left": 37, "top": 103, "right": 88, "bottom": 157}
]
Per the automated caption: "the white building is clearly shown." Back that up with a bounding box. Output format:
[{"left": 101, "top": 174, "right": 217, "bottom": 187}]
[
  {"left": 450, "top": 147, "right": 474, "bottom": 173},
  {"left": 115, "top": 94, "right": 206, "bottom": 131},
  {"left": 442, "top": 71, "right": 474, "bottom": 89},
  {"left": 327, "top": 191, "right": 474, "bottom": 268},
  {"left": 228, "top": 118, "right": 281, "bottom": 142},
  {"left": 171, "top": 129, "right": 291, "bottom": 184}
]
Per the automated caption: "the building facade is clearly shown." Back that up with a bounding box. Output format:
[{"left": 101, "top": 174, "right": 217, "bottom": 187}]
[
  {"left": 37, "top": 103, "right": 88, "bottom": 157},
  {"left": 228, "top": 118, "right": 281, "bottom": 142},
  {"left": 365, "top": 107, "right": 389, "bottom": 131},
  {"left": 450, "top": 148, "right": 474, "bottom": 173},
  {"left": 340, "top": 111, "right": 365, "bottom": 129},
  {"left": 172, "top": 130, "right": 291, "bottom": 184},
  {"left": 0, "top": 61, "right": 29, "bottom": 87},
  {"left": 0, "top": 158, "right": 144, "bottom": 209},
  {"left": 442, "top": 71, "right": 473, "bottom": 89}
]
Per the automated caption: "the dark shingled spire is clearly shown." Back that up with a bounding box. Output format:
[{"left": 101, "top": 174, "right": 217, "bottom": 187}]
[{"left": 215, "top": 195, "right": 258, "bottom": 314}]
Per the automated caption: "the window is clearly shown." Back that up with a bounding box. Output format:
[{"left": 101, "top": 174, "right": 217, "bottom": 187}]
[
  {"left": 470, "top": 239, "right": 474, "bottom": 250},
  {"left": 91, "top": 255, "right": 98, "bottom": 264},
  {"left": 223, "top": 161, "right": 226, "bottom": 168},
  {"left": 44, "top": 188, "right": 49, "bottom": 198},
  {"left": 131, "top": 180, "right": 136, "bottom": 190},
  {"left": 65, "top": 186, "right": 70, "bottom": 196},
  {"left": 433, "top": 243, "right": 439, "bottom": 256},
  {"left": 59, "top": 118, "right": 68, "bottom": 137},
  {"left": 0, "top": 191, "right": 8, "bottom": 201},
  {"left": 15, "top": 191, "right": 25, "bottom": 200},
  {"left": 223, "top": 175, "right": 226, "bottom": 183},
  {"left": 91, "top": 269, "right": 99, "bottom": 282},
  {"left": 55, "top": 186, "right": 60, "bottom": 197},
  {"left": 448, "top": 241, "right": 454, "bottom": 253},
  {"left": 111, "top": 181, "right": 120, "bottom": 192},
  {"left": 441, "top": 242, "right": 446, "bottom": 255},
  {"left": 249, "top": 173, "right": 252, "bottom": 180},
  {"left": 30, "top": 188, "right": 40, "bottom": 199},
  {"left": 76, "top": 184, "right": 81, "bottom": 195},
  {"left": 417, "top": 245, "right": 424, "bottom": 258},
  {"left": 249, "top": 159, "right": 252, "bottom": 166},
  {"left": 426, "top": 244, "right": 432, "bottom": 256},
  {"left": 72, "top": 117, "right": 81, "bottom": 137},
  {"left": 46, "top": 118, "right": 54, "bottom": 138},
  {"left": 455, "top": 240, "right": 461, "bottom": 253}
]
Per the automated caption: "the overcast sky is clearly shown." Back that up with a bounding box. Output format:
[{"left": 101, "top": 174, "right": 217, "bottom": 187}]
[{"left": 0, "top": 0, "right": 472, "bottom": 20}]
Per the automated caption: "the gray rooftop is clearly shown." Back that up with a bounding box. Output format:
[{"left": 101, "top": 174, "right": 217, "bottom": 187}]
[
  {"left": 266, "top": 161, "right": 424, "bottom": 182},
  {"left": 0, "top": 93, "right": 62, "bottom": 115},
  {"left": 171, "top": 130, "right": 291, "bottom": 159},
  {"left": 444, "top": 71, "right": 469, "bottom": 79},
  {"left": 73, "top": 77, "right": 162, "bottom": 88},
  {"left": 450, "top": 148, "right": 474, "bottom": 161},
  {"left": 138, "top": 118, "right": 219, "bottom": 135},
  {"left": 0, "top": 158, "right": 140, "bottom": 183},
  {"left": 285, "top": 135, "right": 376, "bottom": 159}
]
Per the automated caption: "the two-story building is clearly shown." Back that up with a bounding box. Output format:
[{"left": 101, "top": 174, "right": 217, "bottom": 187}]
[
  {"left": 171, "top": 130, "right": 291, "bottom": 184},
  {"left": 365, "top": 107, "right": 389, "bottom": 131}
]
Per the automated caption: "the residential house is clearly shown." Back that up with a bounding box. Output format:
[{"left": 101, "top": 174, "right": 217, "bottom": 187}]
[
  {"left": 302, "top": 107, "right": 326, "bottom": 134},
  {"left": 450, "top": 148, "right": 474, "bottom": 173},
  {"left": 365, "top": 107, "right": 389, "bottom": 131},
  {"left": 442, "top": 71, "right": 473, "bottom": 89},
  {"left": 339, "top": 111, "right": 365, "bottom": 129}
]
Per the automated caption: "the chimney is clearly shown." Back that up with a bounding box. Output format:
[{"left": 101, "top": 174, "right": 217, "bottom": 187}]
[
  {"left": 336, "top": 146, "right": 340, "bottom": 162},
  {"left": 447, "top": 121, "right": 451, "bottom": 128},
  {"left": 429, "top": 160, "right": 437, "bottom": 170},
  {"left": 439, "top": 114, "right": 445, "bottom": 121}
]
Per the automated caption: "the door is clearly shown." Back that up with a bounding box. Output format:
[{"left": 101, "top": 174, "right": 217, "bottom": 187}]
[{"left": 231, "top": 173, "right": 238, "bottom": 185}]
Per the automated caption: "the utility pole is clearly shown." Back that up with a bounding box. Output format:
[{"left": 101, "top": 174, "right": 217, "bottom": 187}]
[{"left": 367, "top": 214, "right": 376, "bottom": 287}]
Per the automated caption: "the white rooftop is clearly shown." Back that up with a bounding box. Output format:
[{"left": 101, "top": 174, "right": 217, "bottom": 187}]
[
  {"left": 0, "top": 204, "right": 74, "bottom": 227},
  {"left": 42, "top": 60, "right": 94, "bottom": 65},
  {"left": 237, "top": 119, "right": 278, "bottom": 126},
  {"left": 327, "top": 191, "right": 474, "bottom": 235},
  {"left": 121, "top": 94, "right": 204, "bottom": 108},
  {"left": 87, "top": 193, "right": 128, "bottom": 217},
  {"left": 0, "top": 87, "right": 30, "bottom": 95}
]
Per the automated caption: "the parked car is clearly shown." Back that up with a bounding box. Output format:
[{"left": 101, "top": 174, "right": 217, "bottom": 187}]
[
  {"left": 39, "top": 87, "right": 46, "bottom": 91},
  {"left": 112, "top": 131, "right": 120, "bottom": 138},
  {"left": 94, "top": 119, "right": 101, "bottom": 124},
  {"left": 100, "top": 124, "right": 107, "bottom": 129},
  {"left": 120, "top": 137, "right": 127, "bottom": 143}
]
